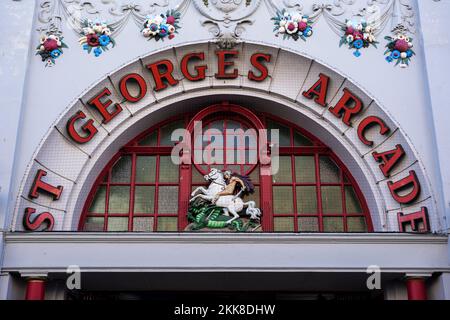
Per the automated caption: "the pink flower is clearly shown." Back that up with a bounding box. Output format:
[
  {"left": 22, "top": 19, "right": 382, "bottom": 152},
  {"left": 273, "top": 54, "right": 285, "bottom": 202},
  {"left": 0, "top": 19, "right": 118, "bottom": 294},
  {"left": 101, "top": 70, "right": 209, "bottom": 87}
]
[
  {"left": 353, "top": 31, "right": 363, "bottom": 39},
  {"left": 43, "top": 39, "right": 58, "bottom": 52},
  {"left": 166, "top": 16, "right": 175, "bottom": 25},
  {"left": 169, "top": 34, "right": 175, "bottom": 39},
  {"left": 394, "top": 39, "right": 409, "bottom": 52},
  {"left": 345, "top": 26, "right": 354, "bottom": 35},
  {"left": 87, "top": 34, "right": 99, "bottom": 47},
  {"left": 298, "top": 21, "right": 307, "bottom": 32},
  {"left": 287, "top": 22, "right": 297, "bottom": 31}
]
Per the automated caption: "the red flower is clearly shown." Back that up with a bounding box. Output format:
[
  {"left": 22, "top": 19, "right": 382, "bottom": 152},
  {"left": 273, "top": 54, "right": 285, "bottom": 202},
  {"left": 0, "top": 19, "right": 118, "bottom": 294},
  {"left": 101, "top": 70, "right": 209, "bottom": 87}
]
[
  {"left": 345, "top": 26, "right": 354, "bottom": 35},
  {"left": 43, "top": 39, "right": 58, "bottom": 52},
  {"left": 169, "top": 34, "right": 175, "bottom": 40},
  {"left": 394, "top": 39, "right": 409, "bottom": 52},
  {"left": 87, "top": 34, "right": 99, "bottom": 47},
  {"left": 166, "top": 16, "right": 175, "bottom": 25},
  {"left": 353, "top": 31, "right": 363, "bottom": 39},
  {"left": 298, "top": 21, "right": 307, "bottom": 32}
]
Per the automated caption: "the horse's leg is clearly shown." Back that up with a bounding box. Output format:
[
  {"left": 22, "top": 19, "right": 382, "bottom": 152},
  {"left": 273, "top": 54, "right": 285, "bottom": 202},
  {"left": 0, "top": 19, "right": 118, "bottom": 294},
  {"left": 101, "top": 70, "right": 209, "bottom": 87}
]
[
  {"left": 190, "top": 193, "right": 212, "bottom": 202},
  {"left": 226, "top": 207, "right": 240, "bottom": 224},
  {"left": 191, "top": 187, "right": 208, "bottom": 197},
  {"left": 222, "top": 208, "right": 230, "bottom": 216}
]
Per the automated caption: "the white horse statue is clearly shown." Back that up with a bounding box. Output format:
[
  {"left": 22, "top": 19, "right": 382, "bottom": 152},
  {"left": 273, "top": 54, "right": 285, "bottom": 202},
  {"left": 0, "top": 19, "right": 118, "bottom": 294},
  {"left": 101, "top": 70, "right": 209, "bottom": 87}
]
[{"left": 190, "top": 168, "right": 262, "bottom": 224}]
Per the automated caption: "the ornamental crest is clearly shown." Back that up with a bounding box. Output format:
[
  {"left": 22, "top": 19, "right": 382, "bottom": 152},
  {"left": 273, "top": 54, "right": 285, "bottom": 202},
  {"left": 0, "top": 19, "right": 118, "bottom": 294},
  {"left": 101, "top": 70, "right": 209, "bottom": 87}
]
[{"left": 187, "top": 168, "right": 262, "bottom": 232}]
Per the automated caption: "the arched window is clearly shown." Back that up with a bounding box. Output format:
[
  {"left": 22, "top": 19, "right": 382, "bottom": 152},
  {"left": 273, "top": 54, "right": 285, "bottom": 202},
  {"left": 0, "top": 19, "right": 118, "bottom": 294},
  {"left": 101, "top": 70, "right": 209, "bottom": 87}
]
[{"left": 79, "top": 104, "right": 372, "bottom": 232}]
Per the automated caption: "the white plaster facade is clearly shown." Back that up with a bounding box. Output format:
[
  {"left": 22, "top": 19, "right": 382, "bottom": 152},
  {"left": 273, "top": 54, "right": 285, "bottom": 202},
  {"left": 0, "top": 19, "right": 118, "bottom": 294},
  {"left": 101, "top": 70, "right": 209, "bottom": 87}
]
[{"left": 0, "top": 0, "right": 449, "bottom": 299}]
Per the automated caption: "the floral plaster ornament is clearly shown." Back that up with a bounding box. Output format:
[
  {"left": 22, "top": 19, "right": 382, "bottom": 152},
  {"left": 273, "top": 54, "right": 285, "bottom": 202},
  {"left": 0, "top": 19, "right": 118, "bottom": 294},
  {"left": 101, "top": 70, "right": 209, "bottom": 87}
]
[
  {"left": 141, "top": 9, "right": 181, "bottom": 41},
  {"left": 384, "top": 25, "right": 415, "bottom": 68},
  {"left": 79, "top": 20, "right": 116, "bottom": 57},
  {"left": 36, "top": 32, "right": 68, "bottom": 67},
  {"left": 339, "top": 19, "right": 377, "bottom": 57},
  {"left": 272, "top": 9, "right": 313, "bottom": 41}
]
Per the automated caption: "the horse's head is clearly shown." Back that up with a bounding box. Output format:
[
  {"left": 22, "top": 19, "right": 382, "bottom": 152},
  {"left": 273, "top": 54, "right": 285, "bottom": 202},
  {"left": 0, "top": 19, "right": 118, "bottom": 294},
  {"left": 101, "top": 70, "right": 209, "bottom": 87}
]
[{"left": 204, "top": 168, "right": 223, "bottom": 182}]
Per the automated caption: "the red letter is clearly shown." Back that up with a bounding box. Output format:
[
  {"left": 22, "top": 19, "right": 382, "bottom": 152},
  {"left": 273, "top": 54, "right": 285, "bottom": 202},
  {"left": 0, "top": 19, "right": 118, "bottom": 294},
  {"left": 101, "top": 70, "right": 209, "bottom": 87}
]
[
  {"left": 23, "top": 208, "right": 54, "bottom": 231},
  {"left": 397, "top": 207, "right": 429, "bottom": 233},
  {"left": 87, "top": 88, "right": 123, "bottom": 124},
  {"left": 146, "top": 59, "right": 179, "bottom": 91},
  {"left": 248, "top": 53, "right": 271, "bottom": 82},
  {"left": 388, "top": 170, "right": 421, "bottom": 204},
  {"left": 302, "top": 73, "right": 330, "bottom": 107},
  {"left": 180, "top": 52, "right": 207, "bottom": 81},
  {"left": 215, "top": 50, "right": 239, "bottom": 79},
  {"left": 66, "top": 110, "right": 98, "bottom": 144},
  {"left": 372, "top": 144, "right": 405, "bottom": 178},
  {"left": 29, "top": 170, "right": 63, "bottom": 200},
  {"left": 329, "top": 88, "right": 363, "bottom": 126},
  {"left": 357, "top": 116, "right": 390, "bottom": 146},
  {"left": 119, "top": 73, "right": 147, "bottom": 103}
]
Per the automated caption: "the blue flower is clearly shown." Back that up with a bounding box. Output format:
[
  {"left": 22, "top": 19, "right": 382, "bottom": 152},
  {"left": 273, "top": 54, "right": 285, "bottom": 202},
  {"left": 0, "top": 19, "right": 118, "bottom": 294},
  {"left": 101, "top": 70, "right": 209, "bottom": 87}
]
[
  {"left": 353, "top": 50, "right": 361, "bottom": 58},
  {"left": 406, "top": 49, "right": 413, "bottom": 58},
  {"left": 50, "top": 49, "right": 62, "bottom": 58},
  {"left": 353, "top": 39, "right": 363, "bottom": 49},
  {"left": 159, "top": 24, "right": 169, "bottom": 37},
  {"left": 149, "top": 23, "right": 159, "bottom": 32},
  {"left": 94, "top": 47, "right": 102, "bottom": 57},
  {"left": 385, "top": 55, "right": 393, "bottom": 63},
  {"left": 392, "top": 50, "right": 401, "bottom": 59},
  {"left": 83, "top": 44, "right": 89, "bottom": 51},
  {"left": 303, "top": 27, "right": 312, "bottom": 37},
  {"left": 99, "top": 35, "right": 110, "bottom": 46}
]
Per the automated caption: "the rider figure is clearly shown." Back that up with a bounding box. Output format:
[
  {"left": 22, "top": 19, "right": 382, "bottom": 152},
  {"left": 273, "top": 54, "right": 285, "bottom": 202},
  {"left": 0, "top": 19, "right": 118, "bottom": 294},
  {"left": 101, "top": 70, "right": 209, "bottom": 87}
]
[{"left": 212, "top": 170, "right": 246, "bottom": 204}]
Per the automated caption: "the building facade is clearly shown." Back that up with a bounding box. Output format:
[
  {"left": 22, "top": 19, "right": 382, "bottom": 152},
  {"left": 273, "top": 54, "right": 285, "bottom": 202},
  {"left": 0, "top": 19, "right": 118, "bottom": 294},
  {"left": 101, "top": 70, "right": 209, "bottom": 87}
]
[{"left": 0, "top": 0, "right": 449, "bottom": 300}]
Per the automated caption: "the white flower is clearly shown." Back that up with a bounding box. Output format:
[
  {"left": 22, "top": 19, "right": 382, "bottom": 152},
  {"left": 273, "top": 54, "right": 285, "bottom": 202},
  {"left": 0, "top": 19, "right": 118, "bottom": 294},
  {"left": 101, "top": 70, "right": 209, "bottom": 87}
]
[
  {"left": 154, "top": 15, "right": 163, "bottom": 24},
  {"left": 285, "top": 20, "right": 298, "bottom": 34},
  {"left": 279, "top": 20, "right": 286, "bottom": 27},
  {"left": 367, "top": 34, "right": 376, "bottom": 43},
  {"left": 398, "top": 34, "right": 406, "bottom": 40},
  {"left": 93, "top": 24, "right": 103, "bottom": 33},
  {"left": 83, "top": 27, "right": 95, "bottom": 35},
  {"left": 365, "top": 25, "right": 372, "bottom": 33},
  {"left": 284, "top": 12, "right": 289, "bottom": 17},
  {"left": 40, "top": 35, "right": 47, "bottom": 44},
  {"left": 356, "top": 23, "right": 363, "bottom": 31},
  {"left": 346, "top": 35, "right": 354, "bottom": 43},
  {"left": 102, "top": 28, "right": 112, "bottom": 36},
  {"left": 278, "top": 26, "right": 286, "bottom": 34},
  {"left": 302, "top": 18, "right": 308, "bottom": 23},
  {"left": 408, "top": 42, "right": 413, "bottom": 48},
  {"left": 292, "top": 14, "right": 301, "bottom": 22},
  {"left": 346, "top": 20, "right": 353, "bottom": 27},
  {"left": 168, "top": 25, "right": 176, "bottom": 34},
  {"left": 306, "top": 29, "right": 313, "bottom": 37},
  {"left": 400, "top": 52, "right": 407, "bottom": 58},
  {"left": 142, "top": 28, "right": 152, "bottom": 37},
  {"left": 39, "top": 45, "right": 45, "bottom": 51},
  {"left": 363, "top": 33, "right": 369, "bottom": 40},
  {"left": 56, "top": 41, "right": 62, "bottom": 46}
]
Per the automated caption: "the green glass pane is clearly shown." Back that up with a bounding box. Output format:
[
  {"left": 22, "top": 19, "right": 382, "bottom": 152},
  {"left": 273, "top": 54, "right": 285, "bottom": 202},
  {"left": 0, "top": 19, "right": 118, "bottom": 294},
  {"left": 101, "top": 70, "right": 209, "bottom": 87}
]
[
  {"left": 321, "top": 186, "right": 343, "bottom": 214},
  {"left": 298, "top": 217, "right": 319, "bottom": 232},
  {"left": 88, "top": 186, "right": 106, "bottom": 213},
  {"left": 138, "top": 131, "right": 157, "bottom": 146},
  {"left": 158, "top": 186, "right": 178, "bottom": 213},
  {"left": 294, "top": 131, "right": 313, "bottom": 146},
  {"left": 133, "top": 217, "right": 154, "bottom": 232},
  {"left": 267, "top": 120, "right": 291, "bottom": 146},
  {"left": 295, "top": 156, "right": 316, "bottom": 183},
  {"left": 244, "top": 186, "right": 260, "bottom": 207},
  {"left": 160, "top": 120, "right": 184, "bottom": 146},
  {"left": 320, "top": 156, "right": 340, "bottom": 183},
  {"left": 110, "top": 156, "right": 131, "bottom": 183},
  {"left": 274, "top": 217, "right": 295, "bottom": 232},
  {"left": 107, "top": 217, "right": 128, "bottom": 231},
  {"left": 83, "top": 217, "right": 104, "bottom": 231},
  {"left": 192, "top": 167, "right": 207, "bottom": 184},
  {"left": 248, "top": 167, "right": 259, "bottom": 183},
  {"left": 157, "top": 217, "right": 178, "bottom": 231},
  {"left": 135, "top": 156, "right": 156, "bottom": 183},
  {"left": 345, "top": 186, "right": 362, "bottom": 213},
  {"left": 323, "top": 217, "right": 344, "bottom": 232},
  {"left": 296, "top": 186, "right": 318, "bottom": 214},
  {"left": 108, "top": 186, "right": 130, "bottom": 213},
  {"left": 273, "top": 186, "right": 293, "bottom": 214},
  {"left": 272, "top": 156, "right": 292, "bottom": 183},
  {"left": 159, "top": 156, "right": 179, "bottom": 183},
  {"left": 347, "top": 217, "right": 367, "bottom": 232},
  {"left": 134, "top": 186, "right": 155, "bottom": 214}
]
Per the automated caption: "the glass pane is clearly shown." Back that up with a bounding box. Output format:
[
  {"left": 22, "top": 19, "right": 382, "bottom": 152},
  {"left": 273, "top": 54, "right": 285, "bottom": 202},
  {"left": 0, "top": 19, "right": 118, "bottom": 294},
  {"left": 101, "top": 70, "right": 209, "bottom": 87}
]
[
  {"left": 107, "top": 217, "right": 128, "bottom": 231},
  {"left": 267, "top": 120, "right": 291, "bottom": 146},
  {"left": 296, "top": 186, "right": 318, "bottom": 214},
  {"left": 159, "top": 156, "right": 179, "bottom": 183},
  {"left": 294, "top": 131, "right": 313, "bottom": 146},
  {"left": 274, "top": 217, "right": 294, "bottom": 232},
  {"left": 108, "top": 186, "right": 130, "bottom": 213},
  {"left": 272, "top": 156, "right": 292, "bottom": 183},
  {"left": 321, "top": 186, "right": 343, "bottom": 214},
  {"left": 88, "top": 186, "right": 106, "bottom": 213},
  {"left": 133, "top": 217, "right": 154, "bottom": 231},
  {"left": 295, "top": 156, "right": 316, "bottom": 183},
  {"left": 135, "top": 156, "right": 156, "bottom": 183},
  {"left": 138, "top": 131, "right": 157, "bottom": 146},
  {"left": 192, "top": 167, "right": 206, "bottom": 184},
  {"left": 248, "top": 167, "right": 259, "bottom": 183},
  {"left": 345, "top": 186, "right": 362, "bottom": 213},
  {"left": 160, "top": 120, "right": 184, "bottom": 146},
  {"left": 110, "top": 156, "right": 131, "bottom": 183},
  {"left": 157, "top": 186, "right": 178, "bottom": 213},
  {"left": 273, "top": 186, "right": 293, "bottom": 214},
  {"left": 323, "top": 217, "right": 344, "bottom": 232},
  {"left": 320, "top": 156, "right": 340, "bottom": 183},
  {"left": 244, "top": 186, "right": 260, "bottom": 208},
  {"left": 347, "top": 217, "right": 367, "bottom": 232},
  {"left": 83, "top": 217, "right": 104, "bottom": 231},
  {"left": 298, "top": 217, "right": 319, "bottom": 232},
  {"left": 134, "top": 186, "right": 155, "bottom": 214},
  {"left": 157, "top": 217, "right": 178, "bottom": 231}
]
